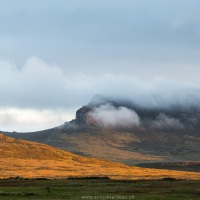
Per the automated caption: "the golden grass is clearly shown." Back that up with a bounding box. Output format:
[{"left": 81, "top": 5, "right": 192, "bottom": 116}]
[
  {"left": 0, "top": 133, "right": 200, "bottom": 180},
  {"left": 0, "top": 158, "right": 200, "bottom": 180}
]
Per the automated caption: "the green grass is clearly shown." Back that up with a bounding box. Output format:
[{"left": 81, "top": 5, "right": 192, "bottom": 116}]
[{"left": 0, "top": 178, "right": 199, "bottom": 199}]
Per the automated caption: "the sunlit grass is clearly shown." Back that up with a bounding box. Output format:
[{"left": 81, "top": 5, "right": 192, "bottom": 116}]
[{"left": 0, "top": 133, "right": 200, "bottom": 180}]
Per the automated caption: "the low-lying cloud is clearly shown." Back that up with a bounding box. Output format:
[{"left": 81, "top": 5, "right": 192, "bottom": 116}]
[
  {"left": 88, "top": 104, "right": 140, "bottom": 128},
  {"left": 149, "top": 113, "right": 184, "bottom": 130},
  {"left": 87, "top": 104, "right": 186, "bottom": 130},
  {"left": 1, "top": 56, "right": 200, "bottom": 131}
]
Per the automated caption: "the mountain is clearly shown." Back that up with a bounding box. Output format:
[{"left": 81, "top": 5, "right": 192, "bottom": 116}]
[
  {"left": 3, "top": 98, "right": 200, "bottom": 165},
  {"left": 0, "top": 133, "right": 200, "bottom": 180}
]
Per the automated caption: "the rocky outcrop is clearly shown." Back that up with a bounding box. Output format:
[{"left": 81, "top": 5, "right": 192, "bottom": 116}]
[{"left": 75, "top": 105, "right": 92, "bottom": 125}]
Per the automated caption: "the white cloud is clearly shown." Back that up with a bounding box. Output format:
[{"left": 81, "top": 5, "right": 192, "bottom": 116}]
[
  {"left": 0, "top": 108, "right": 75, "bottom": 132},
  {"left": 88, "top": 103, "right": 140, "bottom": 128}
]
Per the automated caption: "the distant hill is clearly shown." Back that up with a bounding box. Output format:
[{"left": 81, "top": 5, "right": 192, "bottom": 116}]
[
  {"left": 0, "top": 133, "right": 200, "bottom": 180},
  {"left": 136, "top": 162, "right": 200, "bottom": 172},
  {"left": 3, "top": 99, "right": 200, "bottom": 165}
]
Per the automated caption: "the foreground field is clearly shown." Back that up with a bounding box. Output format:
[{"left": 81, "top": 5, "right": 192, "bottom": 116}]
[{"left": 0, "top": 178, "right": 199, "bottom": 200}]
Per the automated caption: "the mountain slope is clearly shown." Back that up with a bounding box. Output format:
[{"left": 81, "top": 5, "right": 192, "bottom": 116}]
[
  {"left": 0, "top": 133, "right": 200, "bottom": 180},
  {"left": 3, "top": 99, "right": 200, "bottom": 165}
]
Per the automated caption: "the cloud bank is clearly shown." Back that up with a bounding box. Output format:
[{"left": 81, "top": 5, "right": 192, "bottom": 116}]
[
  {"left": 1, "top": 56, "right": 200, "bottom": 110},
  {"left": 1, "top": 56, "right": 200, "bottom": 131}
]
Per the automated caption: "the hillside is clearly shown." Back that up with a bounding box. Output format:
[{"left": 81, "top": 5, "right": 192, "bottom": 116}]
[
  {"left": 3, "top": 99, "right": 200, "bottom": 165},
  {"left": 0, "top": 133, "right": 200, "bottom": 180}
]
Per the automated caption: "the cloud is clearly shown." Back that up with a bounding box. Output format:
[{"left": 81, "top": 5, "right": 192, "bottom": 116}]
[
  {"left": 149, "top": 113, "right": 184, "bottom": 130},
  {"left": 91, "top": 75, "right": 200, "bottom": 110},
  {"left": 88, "top": 103, "right": 140, "bottom": 128},
  {"left": 1, "top": 57, "right": 200, "bottom": 111},
  {"left": 0, "top": 56, "right": 92, "bottom": 109},
  {"left": 1, "top": 56, "right": 200, "bottom": 131},
  {"left": 0, "top": 108, "right": 75, "bottom": 132}
]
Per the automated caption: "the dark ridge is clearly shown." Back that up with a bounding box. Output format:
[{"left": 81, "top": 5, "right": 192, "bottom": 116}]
[{"left": 136, "top": 162, "right": 200, "bottom": 172}]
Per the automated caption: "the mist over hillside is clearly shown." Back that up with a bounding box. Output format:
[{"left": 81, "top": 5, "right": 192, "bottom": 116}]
[{"left": 65, "top": 95, "right": 200, "bottom": 135}]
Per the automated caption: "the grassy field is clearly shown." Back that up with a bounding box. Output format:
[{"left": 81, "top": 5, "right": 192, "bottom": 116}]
[{"left": 0, "top": 178, "right": 199, "bottom": 200}]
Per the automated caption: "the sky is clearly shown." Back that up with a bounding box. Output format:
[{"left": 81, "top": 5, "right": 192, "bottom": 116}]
[{"left": 1, "top": 0, "right": 200, "bottom": 132}]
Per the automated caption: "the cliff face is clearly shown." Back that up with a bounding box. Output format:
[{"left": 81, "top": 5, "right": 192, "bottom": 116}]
[
  {"left": 75, "top": 105, "right": 99, "bottom": 126},
  {"left": 75, "top": 106, "right": 92, "bottom": 125}
]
